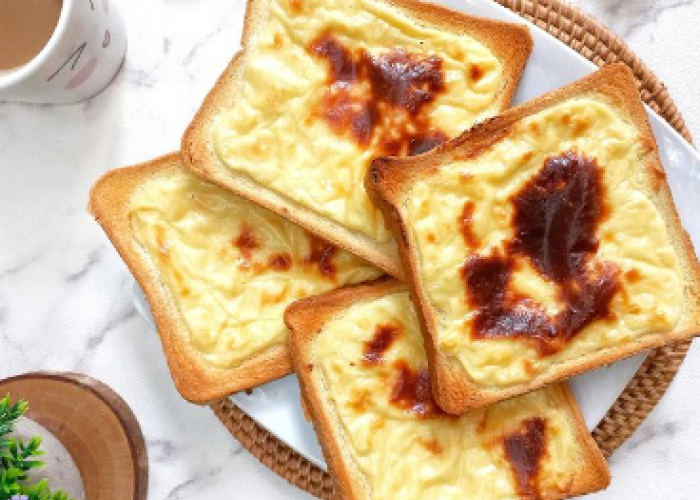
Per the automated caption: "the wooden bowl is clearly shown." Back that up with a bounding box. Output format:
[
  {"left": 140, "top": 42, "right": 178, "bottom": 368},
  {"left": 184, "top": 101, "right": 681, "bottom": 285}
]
[{"left": 0, "top": 372, "right": 148, "bottom": 500}]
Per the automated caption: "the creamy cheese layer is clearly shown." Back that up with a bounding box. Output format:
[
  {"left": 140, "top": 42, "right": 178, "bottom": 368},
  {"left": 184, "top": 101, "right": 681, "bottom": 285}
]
[
  {"left": 213, "top": 0, "right": 503, "bottom": 242},
  {"left": 405, "top": 97, "right": 683, "bottom": 387},
  {"left": 314, "top": 292, "right": 590, "bottom": 500},
  {"left": 130, "top": 170, "right": 382, "bottom": 368}
]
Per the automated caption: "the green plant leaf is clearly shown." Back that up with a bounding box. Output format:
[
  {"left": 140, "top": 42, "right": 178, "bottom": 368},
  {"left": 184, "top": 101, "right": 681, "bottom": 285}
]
[
  {"left": 0, "top": 395, "right": 74, "bottom": 500},
  {"left": 0, "top": 395, "right": 28, "bottom": 455}
]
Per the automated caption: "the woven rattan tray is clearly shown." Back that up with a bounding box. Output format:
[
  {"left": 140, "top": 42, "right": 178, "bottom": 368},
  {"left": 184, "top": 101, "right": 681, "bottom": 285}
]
[{"left": 211, "top": 1, "right": 695, "bottom": 497}]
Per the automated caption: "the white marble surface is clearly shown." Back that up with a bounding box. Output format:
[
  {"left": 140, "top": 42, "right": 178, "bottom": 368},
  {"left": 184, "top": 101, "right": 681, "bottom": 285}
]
[{"left": 0, "top": 0, "right": 698, "bottom": 498}]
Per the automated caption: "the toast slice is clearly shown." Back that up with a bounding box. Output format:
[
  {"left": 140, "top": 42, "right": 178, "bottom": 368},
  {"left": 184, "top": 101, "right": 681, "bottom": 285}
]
[
  {"left": 367, "top": 63, "right": 700, "bottom": 412},
  {"left": 88, "top": 153, "right": 382, "bottom": 403},
  {"left": 181, "top": 0, "right": 533, "bottom": 277},
  {"left": 285, "top": 278, "right": 610, "bottom": 500}
]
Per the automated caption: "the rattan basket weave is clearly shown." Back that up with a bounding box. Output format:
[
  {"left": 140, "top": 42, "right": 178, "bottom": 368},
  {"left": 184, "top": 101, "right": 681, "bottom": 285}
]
[{"left": 212, "top": 1, "right": 695, "bottom": 497}]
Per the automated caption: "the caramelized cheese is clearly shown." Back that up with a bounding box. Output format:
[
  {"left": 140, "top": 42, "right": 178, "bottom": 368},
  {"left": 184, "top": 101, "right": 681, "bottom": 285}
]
[
  {"left": 213, "top": 0, "right": 503, "bottom": 242},
  {"left": 130, "top": 170, "right": 381, "bottom": 368},
  {"left": 406, "top": 98, "right": 683, "bottom": 386},
  {"left": 314, "top": 292, "right": 593, "bottom": 499}
]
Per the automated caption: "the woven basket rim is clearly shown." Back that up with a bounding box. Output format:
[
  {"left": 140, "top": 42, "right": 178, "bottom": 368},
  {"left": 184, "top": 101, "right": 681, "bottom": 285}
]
[{"left": 212, "top": 1, "right": 694, "bottom": 498}]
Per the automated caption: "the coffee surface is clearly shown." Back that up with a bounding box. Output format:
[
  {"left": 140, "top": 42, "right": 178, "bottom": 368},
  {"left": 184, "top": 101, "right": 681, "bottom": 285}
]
[{"left": 0, "top": 0, "right": 63, "bottom": 73}]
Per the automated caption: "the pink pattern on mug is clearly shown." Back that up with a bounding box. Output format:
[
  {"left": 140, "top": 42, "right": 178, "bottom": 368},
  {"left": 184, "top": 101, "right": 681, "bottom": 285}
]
[{"left": 64, "top": 57, "right": 97, "bottom": 90}]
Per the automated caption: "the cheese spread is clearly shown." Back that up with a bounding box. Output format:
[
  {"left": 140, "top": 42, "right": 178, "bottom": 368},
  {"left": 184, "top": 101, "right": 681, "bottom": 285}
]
[{"left": 130, "top": 170, "right": 382, "bottom": 368}]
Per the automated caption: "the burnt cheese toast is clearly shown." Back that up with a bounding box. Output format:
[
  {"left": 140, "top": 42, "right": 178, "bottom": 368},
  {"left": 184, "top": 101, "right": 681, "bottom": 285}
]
[
  {"left": 286, "top": 278, "right": 610, "bottom": 500},
  {"left": 367, "top": 63, "right": 700, "bottom": 412},
  {"left": 182, "top": 0, "right": 532, "bottom": 276}
]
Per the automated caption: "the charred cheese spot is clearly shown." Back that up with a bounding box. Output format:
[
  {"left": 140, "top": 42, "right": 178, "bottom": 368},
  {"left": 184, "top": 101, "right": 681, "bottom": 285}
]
[
  {"left": 522, "top": 358, "right": 536, "bottom": 376},
  {"left": 572, "top": 117, "right": 590, "bottom": 136},
  {"left": 290, "top": 0, "right": 303, "bottom": 13},
  {"left": 268, "top": 252, "right": 293, "bottom": 271},
  {"left": 309, "top": 33, "right": 447, "bottom": 156},
  {"left": 130, "top": 170, "right": 381, "bottom": 368},
  {"left": 469, "top": 63, "right": 485, "bottom": 82},
  {"left": 503, "top": 418, "right": 547, "bottom": 499},
  {"left": 459, "top": 200, "right": 479, "bottom": 248},
  {"left": 520, "top": 150, "right": 535, "bottom": 164},
  {"left": 363, "top": 323, "right": 401, "bottom": 365},
  {"left": 233, "top": 223, "right": 260, "bottom": 262},
  {"left": 417, "top": 437, "right": 444, "bottom": 454},
  {"left": 389, "top": 360, "right": 449, "bottom": 419},
  {"left": 459, "top": 172, "right": 473, "bottom": 184},
  {"left": 463, "top": 152, "right": 620, "bottom": 356},
  {"left": 306, "top": 235, "right": 338, "bottom": 278},
  {"left": 625, "top": 268, "right": 642, "bottom": 283},
  {"left": 528, "top": 121, "right": 540, "bottom": 136}
]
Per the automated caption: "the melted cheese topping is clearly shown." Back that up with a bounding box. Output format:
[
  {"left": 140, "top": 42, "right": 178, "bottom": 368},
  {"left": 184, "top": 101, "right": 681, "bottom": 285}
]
[
  {"left": 213, "top": 0, "right": 503, "bottom": 242},
  {"left": 315, "top": 292, "right": 589, "bottom": 500},
  {"left": 405, "top": 97, "right": 683, "bottom": 386},
  {"left": 130, "top": 170, "right": 382, "bottom": 368}
]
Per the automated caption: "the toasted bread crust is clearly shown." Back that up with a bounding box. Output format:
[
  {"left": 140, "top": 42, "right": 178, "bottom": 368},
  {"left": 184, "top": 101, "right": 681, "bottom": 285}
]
[
  {"left": 285, "top": 279, "right": 611, "bottom": 500},
  {"left": 88, "top": 154, "right": 293, "bottom": 404},
  {"left": 368, "top": 63, "right": 700, "bottom": 413},
  {"left": 181, "top": 0, "right": 533, "bottom": 278}
]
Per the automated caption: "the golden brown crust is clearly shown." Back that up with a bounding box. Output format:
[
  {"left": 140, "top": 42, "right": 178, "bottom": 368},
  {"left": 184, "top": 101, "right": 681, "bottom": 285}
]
[
  {"left": 181, "top": 0, "right": 532, "bottom": 278},
  {"left": 88, "top": 154, "right": 292, "bottom": 404},
  {"left": 552, "top": 384, "right": 612, "bottom": 497},
  {"left": 367, "top": 63, "right": 700, "bottom": 413},
  {"left": 285, "top": 279, "right": 610, "bottom": 500}
]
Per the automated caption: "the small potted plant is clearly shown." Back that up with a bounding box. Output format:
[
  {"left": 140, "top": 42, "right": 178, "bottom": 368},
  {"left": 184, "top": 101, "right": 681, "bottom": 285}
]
[{"left": 1, "top": 395, "right": 75, "bottom": 500}]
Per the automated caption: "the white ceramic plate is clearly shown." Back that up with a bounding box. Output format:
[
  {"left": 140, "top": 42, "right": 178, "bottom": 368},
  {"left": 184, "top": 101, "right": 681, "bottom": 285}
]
[{"left": 133, "top": 0, "right": 700, "bottom": 471}]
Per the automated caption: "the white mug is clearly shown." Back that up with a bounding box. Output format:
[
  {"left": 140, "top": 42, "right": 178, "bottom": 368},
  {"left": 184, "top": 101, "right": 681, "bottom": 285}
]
[{"left": 0, "top": 0, "right": 127, "bottom": 104}]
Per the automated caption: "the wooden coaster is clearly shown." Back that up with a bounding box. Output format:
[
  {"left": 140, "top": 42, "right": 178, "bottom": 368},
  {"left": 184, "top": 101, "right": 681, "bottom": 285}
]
[
  {"left": 210, "top": 1, "right": 696, "bottom": 499},
  {"left": 0, "top": 372, "right": 148, "bottom": 500}
]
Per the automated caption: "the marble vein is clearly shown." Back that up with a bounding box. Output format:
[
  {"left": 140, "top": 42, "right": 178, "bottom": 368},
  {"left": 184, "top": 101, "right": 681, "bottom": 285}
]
[
  {"left": 147, "top": 438, "right": 181, "bottom": 463},
  {"left": 165, "top": 466, "right": 224, "bottom": 500},
  {"left": 0, "top": 248, "right": 47, "bottom": 282},
  {"left": 622, "top": 420, "right": 682, "bottom": 452},
  {"left": 124, "top": 67, "right": 158, "bottom": 89},
  {"left": 183, "top": 24, "right": 228, "bottom": 67},
  {"left": 573, "top": 0, "right": 695, "bottom": 37},
  {"left": 0, "top": 331, "right": 30, "bottom": 364},
  {"left": 65, "top": 248, "right": 103, "bottom": 283},
  {"left": 73, "top": 302, "right": 138, "bottom": 370}
]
